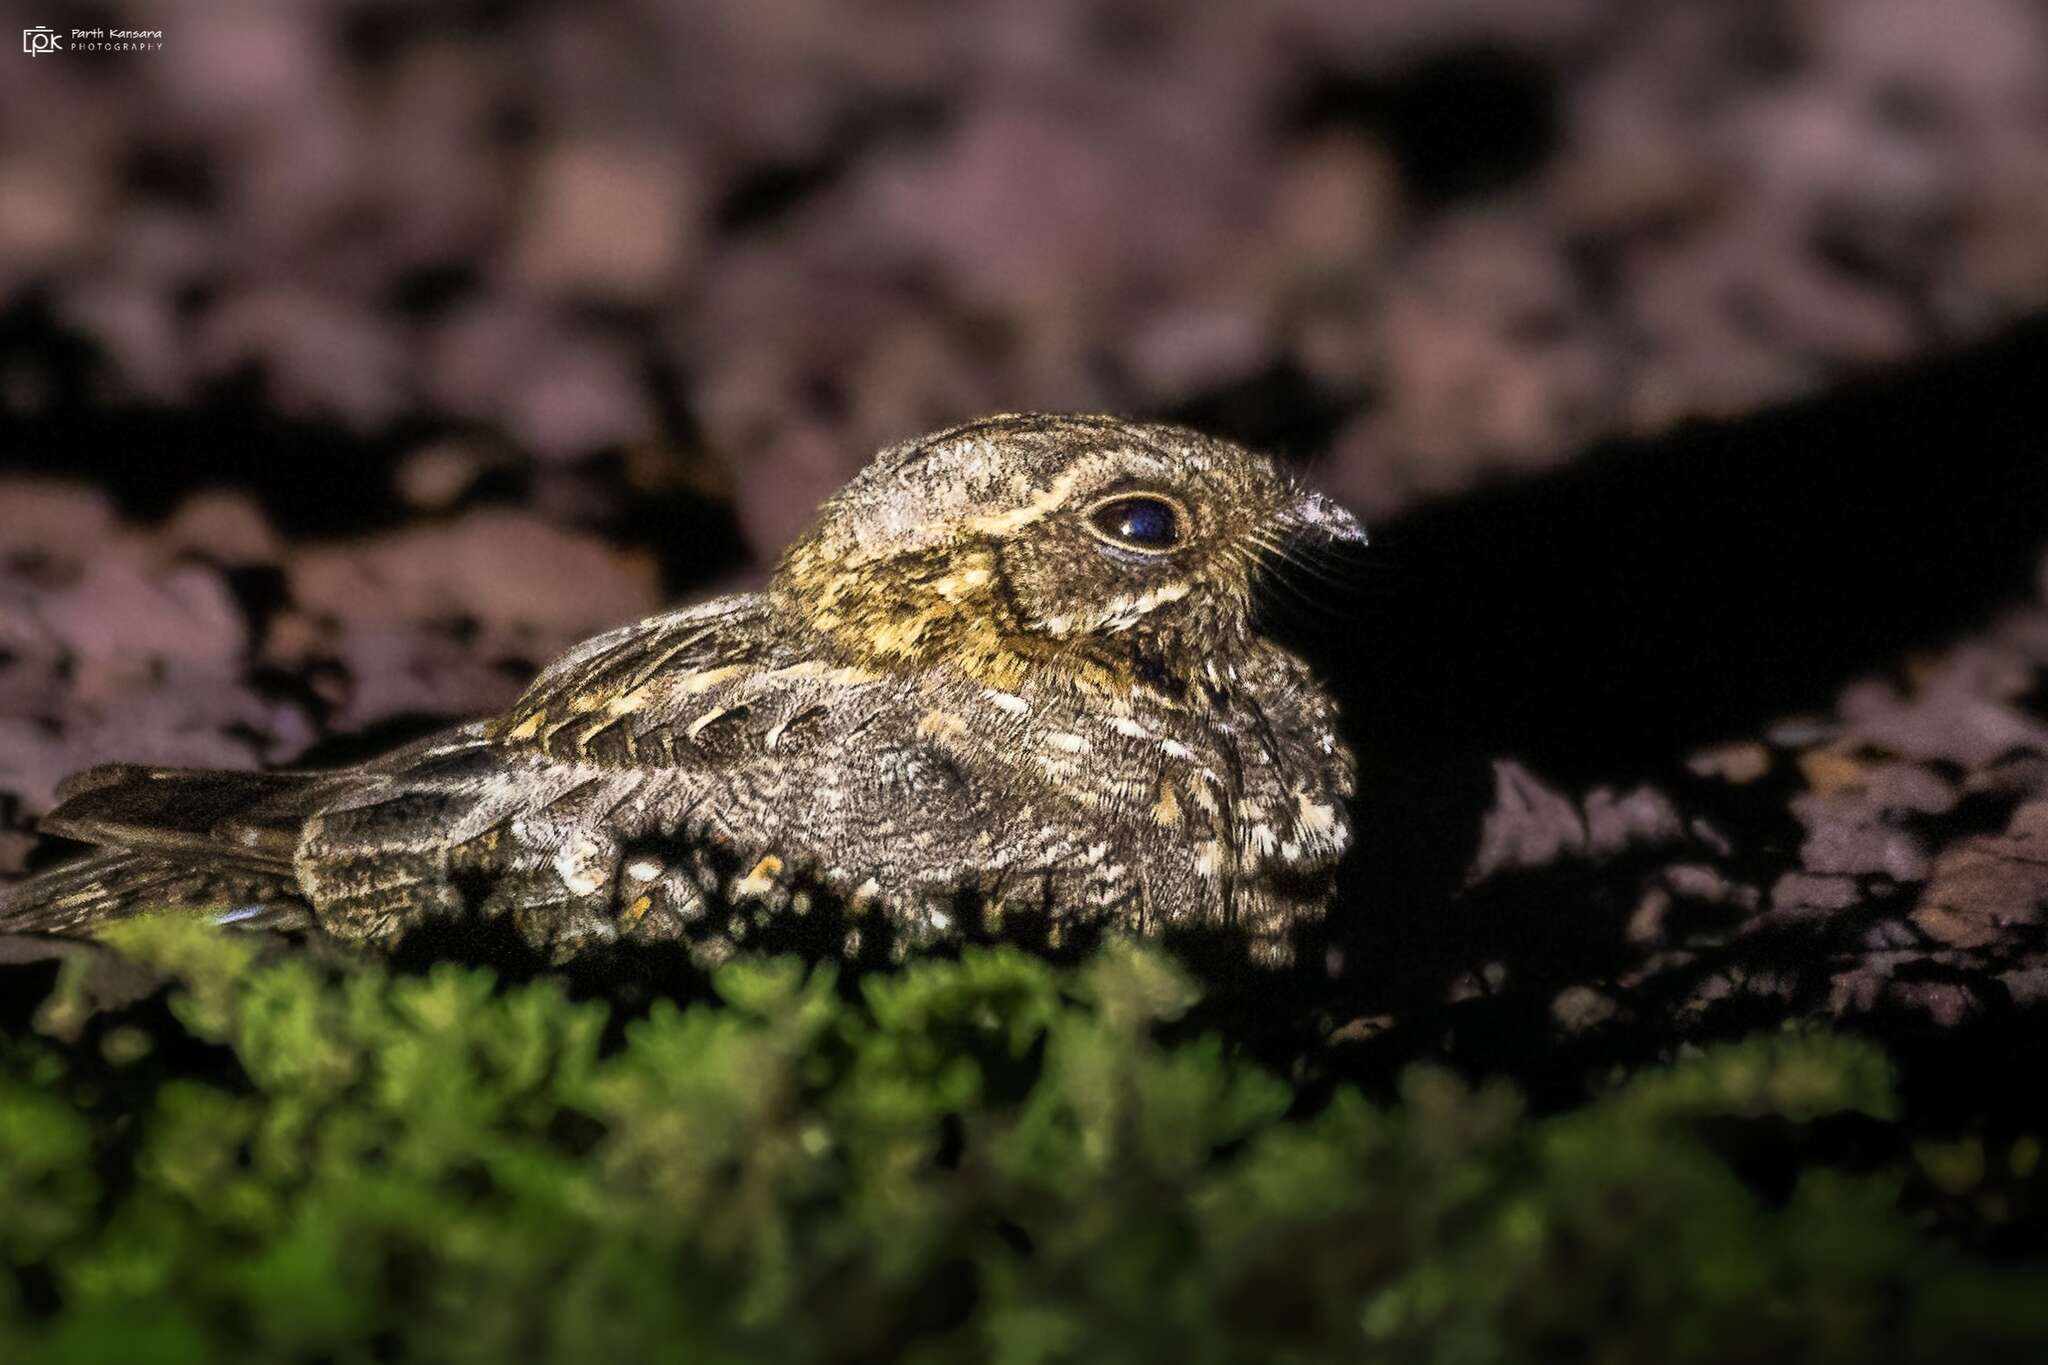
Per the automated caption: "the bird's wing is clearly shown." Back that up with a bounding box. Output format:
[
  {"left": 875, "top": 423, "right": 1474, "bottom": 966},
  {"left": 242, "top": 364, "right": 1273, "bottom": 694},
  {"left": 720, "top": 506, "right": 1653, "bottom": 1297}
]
[
  {"left": 483, "top": 592, "right": 903, "bottom": 772},
  {"left": 287, "top": 594, "right": 927, "bottom": 950}
]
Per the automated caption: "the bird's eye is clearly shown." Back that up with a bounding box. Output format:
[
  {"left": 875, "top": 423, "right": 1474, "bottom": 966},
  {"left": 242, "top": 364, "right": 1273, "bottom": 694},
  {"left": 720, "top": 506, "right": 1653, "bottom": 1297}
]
[{"left": 1086, "top": 495, "right": 1183, "bottom": 553}]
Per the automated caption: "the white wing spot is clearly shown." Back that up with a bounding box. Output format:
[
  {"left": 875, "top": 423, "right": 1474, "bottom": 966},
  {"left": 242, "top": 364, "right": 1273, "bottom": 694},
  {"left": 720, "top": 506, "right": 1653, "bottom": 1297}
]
[
  {"left": 553, "top": 840, "right": 610, "bottom": 896},
  {"left": 1296, "top": 794, "right": 1340, "bottom": 836},
  {"left": 685, "top": 706, "right": 731, "bottom": 739}
]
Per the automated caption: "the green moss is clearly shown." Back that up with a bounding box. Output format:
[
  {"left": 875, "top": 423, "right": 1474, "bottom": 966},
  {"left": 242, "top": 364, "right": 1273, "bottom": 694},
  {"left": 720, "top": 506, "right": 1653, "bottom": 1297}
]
[{"left": 1, "top": 920, "right": 2044, "bottom": 1363}]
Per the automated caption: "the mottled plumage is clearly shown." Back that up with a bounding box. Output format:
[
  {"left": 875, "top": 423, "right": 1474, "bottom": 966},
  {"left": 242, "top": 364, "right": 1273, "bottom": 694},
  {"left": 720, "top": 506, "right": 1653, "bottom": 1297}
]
[{"left": 1, "top": 415, "right": 1363, "bottom": 965}]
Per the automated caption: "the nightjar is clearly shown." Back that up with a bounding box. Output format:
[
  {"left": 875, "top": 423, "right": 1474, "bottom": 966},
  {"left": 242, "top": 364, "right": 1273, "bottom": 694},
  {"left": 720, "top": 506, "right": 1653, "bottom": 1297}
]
[{"left": 0, "top": 415, "right": 1364, "bottom": 966}]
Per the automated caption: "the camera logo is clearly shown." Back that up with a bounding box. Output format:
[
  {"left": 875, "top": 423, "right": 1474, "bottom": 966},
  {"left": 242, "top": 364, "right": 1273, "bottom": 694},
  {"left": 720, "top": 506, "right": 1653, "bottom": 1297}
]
[{"left": 22, "top": 26, "right": 62, "bottom": 55}]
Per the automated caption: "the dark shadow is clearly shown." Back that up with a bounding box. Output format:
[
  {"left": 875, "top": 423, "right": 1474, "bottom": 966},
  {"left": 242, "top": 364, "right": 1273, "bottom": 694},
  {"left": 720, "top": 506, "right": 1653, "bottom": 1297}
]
[
  {"left": 1339, "top": 318, "right": 2048, "bottom": 779},
  {"left": 1233, "top": 318, "right": 2048, "bottom": 1096}
]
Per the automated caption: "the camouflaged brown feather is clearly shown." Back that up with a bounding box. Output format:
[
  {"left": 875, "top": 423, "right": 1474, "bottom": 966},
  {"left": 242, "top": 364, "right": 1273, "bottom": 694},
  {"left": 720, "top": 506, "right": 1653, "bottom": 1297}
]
[{"left": 0, "top": 415, "right": 1364, "bottom": 966}]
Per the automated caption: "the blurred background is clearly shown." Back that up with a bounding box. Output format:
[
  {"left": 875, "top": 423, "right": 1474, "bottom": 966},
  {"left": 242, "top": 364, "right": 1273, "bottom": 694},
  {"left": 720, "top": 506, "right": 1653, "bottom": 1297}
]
[
  {"left": 5, "top": 0, "right": 2048, "bottom": 1065},
  {"left": 6, "top": 1, "right": 2047, "bottom": 527}
]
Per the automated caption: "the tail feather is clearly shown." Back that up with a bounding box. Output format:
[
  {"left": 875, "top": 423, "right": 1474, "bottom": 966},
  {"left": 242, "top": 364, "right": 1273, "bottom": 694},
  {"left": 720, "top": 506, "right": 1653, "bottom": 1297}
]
[
  {"left": 6, "top": 725, "right": 508, "bottom": 941},
  {"left": 3, "top": 764, "right": 326, "bottom": 935},
  {"left": 38, "top": 764, "right": 314, "bottom": 873},
  {"left": 0, "top": 850, "right": 311, "bottom": 935}
]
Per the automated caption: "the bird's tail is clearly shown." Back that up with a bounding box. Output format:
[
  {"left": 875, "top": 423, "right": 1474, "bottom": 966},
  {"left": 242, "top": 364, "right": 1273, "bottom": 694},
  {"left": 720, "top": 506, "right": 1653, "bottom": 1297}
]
[{"left": 0, "top": 764, "right": 321, "bottom": 935}]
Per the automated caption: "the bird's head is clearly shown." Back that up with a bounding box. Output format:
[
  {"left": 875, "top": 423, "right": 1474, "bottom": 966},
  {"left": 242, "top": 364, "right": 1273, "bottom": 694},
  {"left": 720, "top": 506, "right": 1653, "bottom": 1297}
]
[{"left": 773, "top": 413, "right": 1365, "bottom": 692}]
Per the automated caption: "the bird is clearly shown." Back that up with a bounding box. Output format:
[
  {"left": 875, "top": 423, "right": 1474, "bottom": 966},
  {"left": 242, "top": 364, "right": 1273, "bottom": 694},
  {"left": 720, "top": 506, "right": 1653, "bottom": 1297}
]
[{"left": 0, "top": 414, "right": 1364, "bottom": 967}]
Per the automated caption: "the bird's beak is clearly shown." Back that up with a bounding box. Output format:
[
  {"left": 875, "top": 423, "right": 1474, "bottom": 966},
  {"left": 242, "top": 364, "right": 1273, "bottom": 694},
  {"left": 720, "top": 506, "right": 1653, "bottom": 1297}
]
[{"left": 1287, "top": 489, "right": 1368, "bottom": 547}]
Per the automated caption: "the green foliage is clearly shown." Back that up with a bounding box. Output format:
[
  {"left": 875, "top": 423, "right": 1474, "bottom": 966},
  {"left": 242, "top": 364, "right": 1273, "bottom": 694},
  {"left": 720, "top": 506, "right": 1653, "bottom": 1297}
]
[{"left": 1, "top": 921, "right": 2044, "bottom": 1364}]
